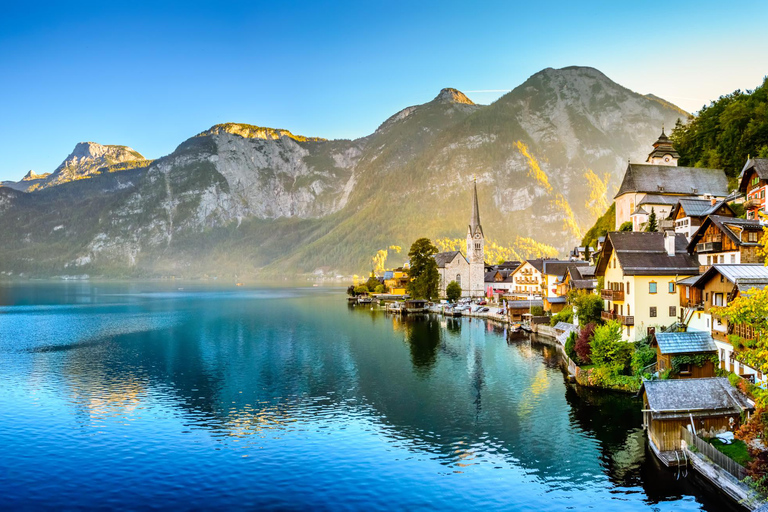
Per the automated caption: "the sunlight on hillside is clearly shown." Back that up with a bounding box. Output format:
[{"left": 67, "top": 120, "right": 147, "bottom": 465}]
[
  {"left": 514, "top": 141, "right": 552, "bottom": 193},
  {"left": 433, "top": 237, "right": 558, "bottom": 264},
  {"left": 552, "top": 193, "right": 582, "bottom": 239},
  {"left": 583, "top": 169, "right": 611, "bottom": 219},
  {"left": 371, "top": 245, "right": 403, "bottom": 273}
]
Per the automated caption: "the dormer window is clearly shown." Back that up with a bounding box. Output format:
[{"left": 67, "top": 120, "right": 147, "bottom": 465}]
[{"left": 657, "top": 186, "right": 664, "bottom": 192}]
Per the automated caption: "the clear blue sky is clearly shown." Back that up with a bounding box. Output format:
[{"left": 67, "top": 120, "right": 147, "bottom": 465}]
[{"left": 1, "top": 0, "right": 767, "bottom": 181}]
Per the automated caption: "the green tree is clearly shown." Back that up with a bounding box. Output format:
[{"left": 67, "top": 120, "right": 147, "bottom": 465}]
[
  {"left": 366, "top": 275, "right": 381, "bottom": 292},
  {"left": 354, "top": 284, "right": 369, "bottom": 295},
  {"left": 590, "top": 320, "right": 632, "bottom": 375},
  {"left": 550, "top": 305, "right": 573, "bottom": 326},
  {"left": 374, "top": 284, "right": 385, "bottom": 293},
  {"left": 571, "top": 293, "right": 604, "bottom": 326},
  {"left": 406, "top": 238, "right": 440, "bottom": 300},
  {"left": 619, "top": 221, "right": 633, "bottom": 232},
  {"left": 646, "top": 207, "right": 657, "bottom": 232},
  {"left": 446, "top": 281, "right": 462, "bottom": 302}
]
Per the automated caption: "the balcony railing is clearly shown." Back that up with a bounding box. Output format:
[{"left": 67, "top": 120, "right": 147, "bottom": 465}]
[
  {"left": 680, "top": 300, "right": 704, "bottom": 310},
  {"left": 601, "top": 289, "right": 624, "bottom": 301},
  {"left": 601, "top": 311, "right": 634, "bottom": 325},
  {"left": 696, "top": 241, "right": 722, "bottom": 253}
]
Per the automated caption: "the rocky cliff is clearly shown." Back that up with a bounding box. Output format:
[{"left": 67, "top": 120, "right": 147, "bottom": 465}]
[{"left": 0, "top": 66, "right": 689, "bottom": 278}]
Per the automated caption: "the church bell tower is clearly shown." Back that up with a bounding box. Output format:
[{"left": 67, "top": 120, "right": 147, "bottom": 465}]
[{"left": 467, "top": 179, "right": 485, "bottom": 297}]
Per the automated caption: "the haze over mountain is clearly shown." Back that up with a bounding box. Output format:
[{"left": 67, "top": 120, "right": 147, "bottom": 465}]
[{"left": 0, "top": 66, "right": 688, "bottom": 278}]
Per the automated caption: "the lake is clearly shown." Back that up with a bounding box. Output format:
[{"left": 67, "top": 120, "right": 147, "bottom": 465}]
[{"left": 0, "top": 283, "right": 739, "bottom": 510}]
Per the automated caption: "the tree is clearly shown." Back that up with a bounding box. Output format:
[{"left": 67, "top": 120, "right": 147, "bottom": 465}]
[
  {"left": 590, "top": 320, "right": 632, "bottom": 375},
  {"left": 713, "top": 288, "right": 768, "bottom": 373},
  {"left": 646, "top": 207, "right": 657, "bottom": 232},
  {"left": 354, "top": 284, "right": 369, "bottom": 295},
  {"left": 366, "top": 275, "right": 381, "bottom": 292},
  {"left": 406, "top": 238, "right": 440, "bottom": 300},
  {"left": 571, "top": 293, "right": 604, "bottom": 326},
  {"left": 446, "top": 281, "right": 462, "bottom": 302},
  {"left": 575, "top": 323, "right": 595, "bottom": 364},
  {"left": 374, "top": 284, "right": 385, "bottom": 294},
  {"left": 347, "top": 285, "right": 355, "bottom": 296},
  {"left": 619, "top": 221, "right": 633, "bottom": 232}
]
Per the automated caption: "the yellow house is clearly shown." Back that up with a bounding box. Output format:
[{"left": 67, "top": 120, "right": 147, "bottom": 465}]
[
  {"left": 384, "top": 268, "right": 409, "bottom": 295},
  {"left": 596, "top": 231, "right": 699, "bottom": 341}
]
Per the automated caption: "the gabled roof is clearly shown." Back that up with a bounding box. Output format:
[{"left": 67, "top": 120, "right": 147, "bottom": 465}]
[
  {"left": 542, "top": 260, "right": 587, "bottom": 277},
  {"left": 738, "top": 158, "right": 768, "bottom": 192},
  {"left": 653, "top": 331, "right": 717, "bottom": 355},
  {"left": 615, "top": 163, "right": 728, "bottom": 198},
  {"left": 524, "top": 259, "right": 546, "bottom": 272},
  {"left": 693, "top": 264, "right": 768, "bottom": 292},
  {"left": 434, "top": 251, "right": 466, "bottom": 268},
  {"left": 687, "top": 215, "right": 763, "bottom": 252},
  {"left": 596, "top": 231, "right": 699, "bottom": 276},
  {"left": 571, "top": 279, "right": 597, "bottom": 289},
  {"left": 669, "top": 198, "right": 734, "bottom": 220},
  {"left": 643, "top": 378, "right": 753, "bottom": 420}
]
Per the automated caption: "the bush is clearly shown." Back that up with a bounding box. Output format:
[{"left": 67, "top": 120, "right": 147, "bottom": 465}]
[
  {"left": 631, "top": 337, "right": 657, "bottom": 376},
  {"left": 571, "top": 293, "right": 603, "bottom": 326},
  {"left": 565, "top": 331, "right": 578, "bottom": 362},
  {"left": 374, "top": 284, "right": 385, "bottom": 293},
  {"left": 575, "top": 323, "right": 595, "bottom": 364},
  {"left": 354, "top": 284, "right": 369, "bottom": 295},
  {"left": 550, "top": 305, "right": 573, "bottom": 326},
  {"left": 590, "top": 320, "right": 632, "bottom": 375},
  {"left": 619, "top": 221, "right": 633, "bottom": 232},
  {"left": 531, "top": 305, "right": 545, "bottom": 316}
]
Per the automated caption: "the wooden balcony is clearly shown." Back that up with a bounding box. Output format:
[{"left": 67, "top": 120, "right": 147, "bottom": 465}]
[
  {"left": 601, "top": 311, "right": 634, "bottom": 325},
  {"left": 680, "top": 300, "right": 704, "bottom": 310},
  {"left": 601, "top": 289, "right": 624, "bottom": 301}
]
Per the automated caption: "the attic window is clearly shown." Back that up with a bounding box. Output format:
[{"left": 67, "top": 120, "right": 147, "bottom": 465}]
[
  {"left": 691, "top": 187, "right": 698, "bottom": 194},
  {"left": 749, "top": 231, "right": 759, "bottom": 242},
  {"left": 657, "top": 186, "right": 665, "bottom": 192}
]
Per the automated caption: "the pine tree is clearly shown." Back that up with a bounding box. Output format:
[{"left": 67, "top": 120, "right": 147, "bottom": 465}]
[{"left": 646, "top": 207, "right": 658, "bottom": 232}]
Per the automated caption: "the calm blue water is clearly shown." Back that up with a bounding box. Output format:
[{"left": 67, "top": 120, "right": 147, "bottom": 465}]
[{"left": 0, "top": 283, "right": 737, "bottom": 510}]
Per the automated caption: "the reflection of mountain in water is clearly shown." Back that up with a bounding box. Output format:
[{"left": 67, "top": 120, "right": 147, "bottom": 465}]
[{"left": 50, "top": 293, "right": 646, "bottom": 486}]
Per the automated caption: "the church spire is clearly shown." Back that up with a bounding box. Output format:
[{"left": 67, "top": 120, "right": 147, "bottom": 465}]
[{"left": 469, "top": 179, "right": 482, "bottom": 236}]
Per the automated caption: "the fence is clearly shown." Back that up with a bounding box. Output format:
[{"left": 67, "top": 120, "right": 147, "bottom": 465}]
[{"left": 680, "top": 426, "right": 748, "bottom": 481}]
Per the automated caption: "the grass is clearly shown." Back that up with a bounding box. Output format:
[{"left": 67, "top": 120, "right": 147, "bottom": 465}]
[{"left": 705, "top": 437, "right": 752, "bottom": 466}]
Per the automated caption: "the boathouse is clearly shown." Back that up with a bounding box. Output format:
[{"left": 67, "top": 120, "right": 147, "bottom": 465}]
[
  {"left": 642, "top": 378, "right": 753, "bottom": 462},
  {"left": 651, "top": 331, "right": 718, "bottom": 379}
]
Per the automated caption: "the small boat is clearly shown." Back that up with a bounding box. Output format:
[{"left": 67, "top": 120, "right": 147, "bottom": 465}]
[{"left": 357, "top": 296, "right": 373, "bottom": 304}]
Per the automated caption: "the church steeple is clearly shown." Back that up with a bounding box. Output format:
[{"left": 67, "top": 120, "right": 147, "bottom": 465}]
[
  {"left": 468, "top": 179, "right": 483, "bottom": 237},
  {"left": 646, "top": 126, "right": 679, "bottom": 166}
]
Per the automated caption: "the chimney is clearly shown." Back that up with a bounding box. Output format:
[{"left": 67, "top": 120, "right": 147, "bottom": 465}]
[
  {"left": 711, "top": 197, "right": 716, "bottom": 206},
  {"left": 664, "top": 230, "right": 676, "bottom": 256}
]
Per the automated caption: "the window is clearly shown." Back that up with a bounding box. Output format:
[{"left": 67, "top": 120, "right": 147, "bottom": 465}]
[
  {"left": 669, "top": 306, "right": 676, "bottom": 317},
  {"left": 627, "top": 305, "right": 630, "bottom": 315},
  {"left": 707, "top": 255, "right": 712, "bottom": 265},
  {"left": 721, "top": 349, "right": 725, "bottom": 360},
  {"left": 668, "top": 282, "right": 675, "bottom": 293},
  {"left": 456, "top": 274, "right": 461, "bottom": 287},
  {"left": 719, "top": 255, "right": 725, "bottom": 263},
  {"left": 650, "top": 307, "right": 657, "bottom": 318},
  {"left": 679, "top": 363, "right": 692, "bottom": 375},
  {"left": 731, "top": 254, "right": 736, "bottom": 263},
  {"left": 649, "top": 282, "right": 657, "bottom": 294},
  {"left": 627, "top": 282, "right": 630, "bottom": 294},
  {"left": 713, "top": 293, "right": 724, "bottom": 306},
  {"left": 749, "top": 231, "right": 759, "bottom": 242}
]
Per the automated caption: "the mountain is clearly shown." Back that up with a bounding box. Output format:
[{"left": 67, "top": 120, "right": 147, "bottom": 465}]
[{"left": 0, "top": 66, "right": 689, "bottom": 278}]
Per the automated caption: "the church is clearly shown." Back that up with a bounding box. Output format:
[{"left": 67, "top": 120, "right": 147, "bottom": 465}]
[{"left": 434, "top": 181, "right": 486, "bottom": 298}]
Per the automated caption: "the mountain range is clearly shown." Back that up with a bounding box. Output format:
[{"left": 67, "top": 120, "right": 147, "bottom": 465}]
[{"left": 0, "top": 66, "right": 689, "bottom": 278}]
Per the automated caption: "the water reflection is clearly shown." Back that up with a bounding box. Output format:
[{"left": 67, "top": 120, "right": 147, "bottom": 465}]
[{"left": 0, "top": 285, "right": 741, "bottom": 511}]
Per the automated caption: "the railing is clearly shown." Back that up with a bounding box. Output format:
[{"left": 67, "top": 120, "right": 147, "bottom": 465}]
[
  {"left": 601, "top": 311, "right": 634, "bottom": 325},
  {"left": 601, "top": 289, "right": 624, "bottom": 301},
  {"left": 681, "top": 300, "right": 704, "bottom": 310},
  {"left": 680, "top": 427, "right": 748, "bottom": 481}
]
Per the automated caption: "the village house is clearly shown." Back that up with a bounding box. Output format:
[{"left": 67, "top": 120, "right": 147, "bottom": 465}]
[
  {"left": 383, "top": 268, "right": 410, "bottom": 295},
  {"left": 680, "top": 264, "right": 768, "bottom": 384},
  {"left": 596, "top": 231, "right": 699, "bottom": 341},
  {"left": 686, "top": 215, "right": 763, "bottom": 270},
  {"left": 541, "top": 260, "right": 588, "bottom": 313},
  {"left": 614, "top": 130, "right": 729, "bottom": 230},
  {"left": 642, "top": 378, "right": 753, "bottom": 463},
  {"left": 557, "top": 264, "right": 597, "bottom": 296},
  {"left": 568, "top": 246, "right": 594, "bottom": 262},
  {"left": 484, "top": 268, "right": 515, "bottom": 295},
  {"left": 737, "top": 158, "right": 768, "bottom": 220},
  {"left": 650, "top": 331, "right": 718, "bottom": 379},
  {"left": 509, "top": 259, "right": 546, "bottom": 297},
  {"left": 667, "top": 198, "right": 735, "bottom": 241}
]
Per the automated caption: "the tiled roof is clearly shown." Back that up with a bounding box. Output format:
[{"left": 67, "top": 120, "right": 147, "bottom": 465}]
[
  {"left": 553, "top": 322, "right": 578, "bottom": 332},
  {"left": 738, "top": 158, "right": 768, "bottom": 180},
  {"left": 542, "top": 260, "right": 587, "bottom": 277},
  {"left": 616, "top": 163, "right": 728, "bottom": 198},
  {"left": 643, "top": 378, "right": 753, "bottom": 418},
  {"left": 638, "top": 194, "right": 682, "bottom": 206},
  {"left": 505, "top": 299, "right": 544, "bottom": 309},
  {"left": 654, "top": 331, "right": 717, "bottom": 355},
  {"left": 546, "top": 296, "right": 567, "bottom": 304},
  {"left": 597, "top": 232, "right": 700, "bottom": 276},
  {"left": 434, "top": 251, "right": 465, "bottom": 268},
  {"left": 676, "top": 275, "right": 701, "bottom": 286},
  {"left": 571, "top": 279, "right": 597, "bottom": 289},
  {"left": 670, "top": 198, "right": 732, "bottom": 219}
]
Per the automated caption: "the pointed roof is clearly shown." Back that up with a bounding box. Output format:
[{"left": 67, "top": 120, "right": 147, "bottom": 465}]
[
  {"left": 615, "top": 163, "right": 728, "bottom": 198},
  {"left": 469, "top": 180, "right": 483, "bottom": 236},
  {"left": 646, "top": 127, "right": 680, "bottom": 162}
]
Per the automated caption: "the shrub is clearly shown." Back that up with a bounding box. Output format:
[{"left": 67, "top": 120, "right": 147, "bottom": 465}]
[
  {"left": 575, "top": 323, "right": 595, "bottom": 364},
  {"left": 631, "top": 338, "right": 657, "bottom": 376},
  {"left": 446, "top": 281, "right": 462, "bottom": 303},
  {"left": 571, "top": 293, "right": 603, "bottom": 326},
  {"left": 374, "top": 284, "right": 385, "bottom": 293},
  {"left": 550, "top": 305, "right": 573, "bottom": 326},
  {"left": 619, "top": 221, "right": 633, "bottom": 232},
  {"left": 565, "top": 331, "right": 578, "bottom": 362},
  {"left": 590, "top": 320, "right": 632, "bottom": 375},
  {"left": 354, "top": 284, "right": 369, "bottom": 295},
  {"left": 531, "top": 305, "right": 545, "bottom": 316}
]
